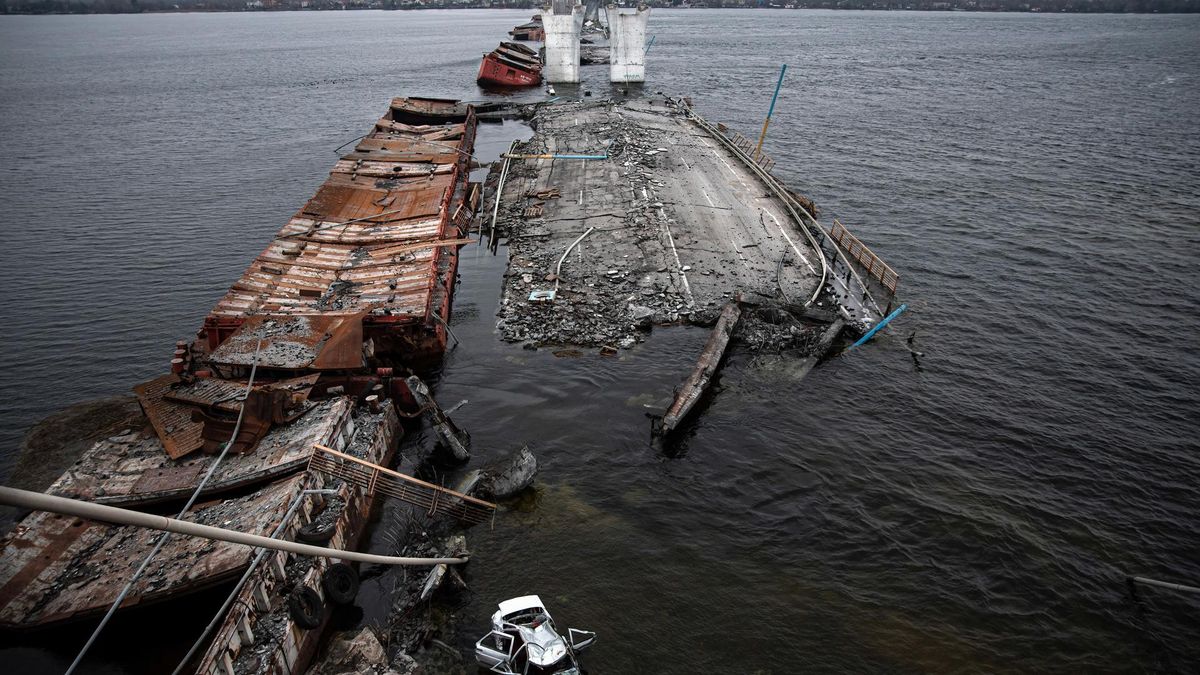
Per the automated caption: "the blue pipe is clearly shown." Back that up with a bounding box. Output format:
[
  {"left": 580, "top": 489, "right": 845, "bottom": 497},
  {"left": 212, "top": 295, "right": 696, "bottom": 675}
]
[
  {"left": 849, "top": 303, "right": 907, "bottom": 349},
  {"left": 645, "top": 35, "right": 656, "bottom": 54},
  {"left": 766, "top": 64, "right": 787, "bottom": 120}
]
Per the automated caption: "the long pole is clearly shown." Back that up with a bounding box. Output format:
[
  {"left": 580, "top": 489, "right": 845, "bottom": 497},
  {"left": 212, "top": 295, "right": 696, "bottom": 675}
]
[
  {"left": 754, "top": 64, "right": 788, "bottom": 160},
  {"left": 0, "top": 486, "right": 469, "bottom": 567},
  {"left": 1129, "top": 575, "right": 1200, "bottom": 596},
  {"left": 488, "top": 140, "right": 517, "bottom": 244}
]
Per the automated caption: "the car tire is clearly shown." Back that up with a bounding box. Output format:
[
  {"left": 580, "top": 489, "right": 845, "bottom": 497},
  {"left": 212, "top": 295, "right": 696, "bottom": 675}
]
[
  {"left": 321, "top": 563, "right": 360, "bottom": 605},
  {"left": 297, "top": 520, "right": 336, "bottom": 544},
  {"left": 288, "top": 586, "right": 324, "bottom": 630}
]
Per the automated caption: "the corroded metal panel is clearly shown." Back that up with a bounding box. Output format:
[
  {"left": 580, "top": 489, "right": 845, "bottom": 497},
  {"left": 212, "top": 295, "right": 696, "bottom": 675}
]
[
  {"left": 133, "top": 374, "right": 204, "bottom": 460},
  {"left": 209, "top": 314, "right": 366, "bottom": 371},
  {"left": 163, "top": 374, "right": 320, "bottom": 413}
]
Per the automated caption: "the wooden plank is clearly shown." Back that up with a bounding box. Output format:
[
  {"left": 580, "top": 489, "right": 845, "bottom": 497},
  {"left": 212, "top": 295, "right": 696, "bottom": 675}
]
[{"left": 659, "top": 303, "right": 742, "bottom": 436}]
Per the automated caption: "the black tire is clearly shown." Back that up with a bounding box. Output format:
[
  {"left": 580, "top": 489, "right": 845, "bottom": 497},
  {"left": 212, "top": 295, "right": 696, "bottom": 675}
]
[
  {"left": 321, "top": 563, "right": 360, "bottom": 605},
  {"left": 288, "top": 586, "right": 324, "bottom": 630},
  {"left": 297, "top": 520, "right": 336, "bottom": 544}
]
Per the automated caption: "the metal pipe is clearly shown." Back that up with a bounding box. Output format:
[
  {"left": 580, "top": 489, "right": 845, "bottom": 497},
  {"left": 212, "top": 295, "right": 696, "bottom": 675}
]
[
  {"left": 555, "top": 227, "right": 596, "bottom": 294},
  {"left": 431, "top": 311, "right": 460, "bottom": 349},
  {"left": 66, "top": 339, "right": 265, "bottom": 675},
  {"left": 1129, "top": 576, "right": 1200, "bottom": 596},
  {"left": 0, "top": 486, "right": 469, "bottom": 567},
  {"left": 754, "top": 64, "right": 787, "bottom": 159},
  {"left": 848, "top": 303, "right": 907, "bottom": 349},
  {"left": 170, "top": 488, "right": 337, "bottom": 675},
  {"left": 489, "top": 140, "right": 518, "bottom": 244}
]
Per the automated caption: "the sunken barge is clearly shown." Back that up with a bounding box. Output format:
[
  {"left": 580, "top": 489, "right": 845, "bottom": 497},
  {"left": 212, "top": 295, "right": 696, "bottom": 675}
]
[{"left": 0, "top": 96, "right": 488, "bottom": 673}]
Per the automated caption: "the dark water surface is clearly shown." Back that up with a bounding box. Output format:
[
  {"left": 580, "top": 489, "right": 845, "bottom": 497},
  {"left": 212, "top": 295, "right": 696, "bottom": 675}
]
[{"left": 2, "top": 9, "right": 1198, "bottom": 674}]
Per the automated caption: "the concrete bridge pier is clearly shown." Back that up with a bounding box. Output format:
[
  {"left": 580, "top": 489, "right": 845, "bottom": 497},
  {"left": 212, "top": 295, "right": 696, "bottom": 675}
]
[
  {"left": 544, "top": 0, "right": 584, "bottom": 84},
  {"left": 608, "top": 4, "right": 650, "bottom": 84}
]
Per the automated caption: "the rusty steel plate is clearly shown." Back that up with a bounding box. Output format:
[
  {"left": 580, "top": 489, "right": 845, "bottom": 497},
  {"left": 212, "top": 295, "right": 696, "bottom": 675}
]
[
  {"left": 163, "top": 374, "right": 320, "bottom": 413},
  {"left": 133, "top": 374, "right": 204, "bottom": 460},
  {"left": 209, "top": 314, "right": 366, "bottom": 371},
  {"left": 46, "top": 398, "right": 354, "bottom": 508},
  {"left": 130, "top": 461, "right": 205, "bottom": 495}
]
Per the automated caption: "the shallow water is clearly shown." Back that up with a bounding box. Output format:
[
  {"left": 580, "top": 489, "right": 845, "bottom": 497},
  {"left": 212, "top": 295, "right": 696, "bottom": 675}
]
[{"left": 1, "top": 9, "right": 1198, "bottom": 673}]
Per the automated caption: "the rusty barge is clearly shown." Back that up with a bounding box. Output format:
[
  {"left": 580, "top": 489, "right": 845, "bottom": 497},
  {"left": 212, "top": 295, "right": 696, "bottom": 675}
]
[{"left": 0, "top": 96, "right": 488, "bottom": 673}]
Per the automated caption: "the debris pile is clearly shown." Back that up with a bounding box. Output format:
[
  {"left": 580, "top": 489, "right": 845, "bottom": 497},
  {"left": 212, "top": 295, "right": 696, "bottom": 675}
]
[{"left": 494, "top": 102, "right": 738, "bottom": 350}]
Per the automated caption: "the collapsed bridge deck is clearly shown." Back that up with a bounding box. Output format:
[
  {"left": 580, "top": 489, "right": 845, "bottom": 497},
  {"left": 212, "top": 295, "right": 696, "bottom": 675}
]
[{"left": 492, "top": 97, "right": 868, "bottom": 349}]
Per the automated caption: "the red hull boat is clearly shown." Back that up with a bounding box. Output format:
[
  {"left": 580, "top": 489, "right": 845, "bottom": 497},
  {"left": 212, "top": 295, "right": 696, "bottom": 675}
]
[
  {"left": 508, "top": 14, "right": 544, "bottom": 41},
  {"left": 477, "top": 42, "right": 542, "bottom": 88}
]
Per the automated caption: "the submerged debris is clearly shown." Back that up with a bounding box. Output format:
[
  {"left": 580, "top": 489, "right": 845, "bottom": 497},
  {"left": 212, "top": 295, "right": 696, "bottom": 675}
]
[{"left": 476, "top": 445, "right": 539, "bottom": 500}]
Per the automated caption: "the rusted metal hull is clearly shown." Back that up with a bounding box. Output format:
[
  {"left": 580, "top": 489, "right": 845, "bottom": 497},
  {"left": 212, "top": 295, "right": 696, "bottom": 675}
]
[
  {"left": 659, "top": 303, "right": 742, "bottom": 436},
  {"left": 0, "top": 396, "right": 371, "bottom": 631},
  {"left": 191, "top": 405, "right": 400, "bottom": 675},
  {"left": 200, "top": 99, "right": 478, "bottom": 372},
  {"left": 0, "top": 99, "right": 477, "bottom": 674},
  {"left": 478, "top": 52, "right": 542, "bottom": 88},
  {"left": 478, "top": 43, "right": 543, "bottom": 88}
]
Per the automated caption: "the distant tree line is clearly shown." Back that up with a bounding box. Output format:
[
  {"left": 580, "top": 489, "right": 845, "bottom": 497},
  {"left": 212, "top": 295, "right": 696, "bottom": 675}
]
[{"left": 2, "top": 0, "right": 1196, "bottom": 13}]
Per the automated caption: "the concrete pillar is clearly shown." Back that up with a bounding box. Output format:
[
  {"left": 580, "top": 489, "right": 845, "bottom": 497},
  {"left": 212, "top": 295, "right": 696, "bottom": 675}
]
[
  {"left": 608, "top": 4, "right": 650, "bottom": 84},
  {"left": 543, "top": 0, "right": 584, "bottom": 84}
]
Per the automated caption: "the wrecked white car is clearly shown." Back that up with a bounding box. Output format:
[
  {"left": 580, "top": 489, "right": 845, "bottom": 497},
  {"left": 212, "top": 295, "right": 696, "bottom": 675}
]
[{"left": 474, "top": 595, "right": 596, "bottom": 674}]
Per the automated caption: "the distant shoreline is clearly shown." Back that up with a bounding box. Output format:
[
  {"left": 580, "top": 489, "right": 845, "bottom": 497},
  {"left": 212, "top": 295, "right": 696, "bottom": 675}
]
[{"left": 3, "top": 5, "right": 1198, "bottom": 16}]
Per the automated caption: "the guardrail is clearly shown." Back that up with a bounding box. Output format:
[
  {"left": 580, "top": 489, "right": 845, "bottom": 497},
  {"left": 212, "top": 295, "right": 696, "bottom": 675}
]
[
  {"left": 309, "top": 444, "right": 495, "bottom": 525},
  {"left": 829, "top": 219, "right": 899, "bottom": 295},
  {"left": 722, "top": 127, "right": 777, "bottom": 172}
]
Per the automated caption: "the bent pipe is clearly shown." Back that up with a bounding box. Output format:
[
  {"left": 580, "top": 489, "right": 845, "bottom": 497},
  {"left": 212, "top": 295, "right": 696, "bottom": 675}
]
[{"left": 0, "top": 486, "right": 468, "bottom": 566}]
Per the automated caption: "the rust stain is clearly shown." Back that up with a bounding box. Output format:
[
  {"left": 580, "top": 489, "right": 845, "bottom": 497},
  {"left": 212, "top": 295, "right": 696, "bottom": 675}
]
[
  {"left": 209, "top": 314, "right": 367, "bottom": 371},
  {"left": 202, "top": 100, "right": 478, "bottom": 369}
]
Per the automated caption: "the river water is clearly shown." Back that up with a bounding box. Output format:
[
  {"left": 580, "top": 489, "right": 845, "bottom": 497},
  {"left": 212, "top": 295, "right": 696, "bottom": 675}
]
[{"left": 1, "top": 8, "right": 1198, "bottom": 674}]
